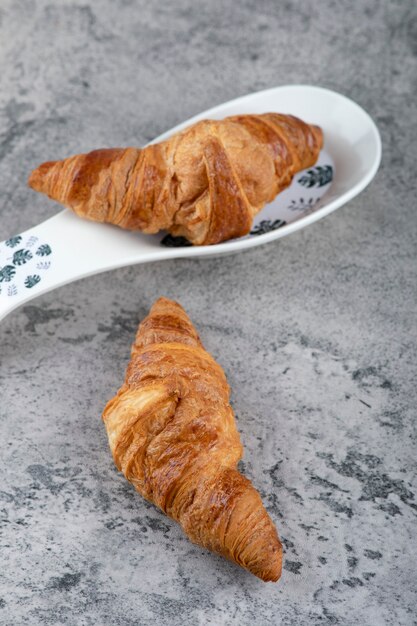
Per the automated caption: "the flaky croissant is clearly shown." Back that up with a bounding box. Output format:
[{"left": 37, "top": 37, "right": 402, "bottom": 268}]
[
  {"left": 29, "top": 113, "right": 322, "bottom": 245},
  {"left": 102, "top": 298, "right": 282, "bottom": 581}
]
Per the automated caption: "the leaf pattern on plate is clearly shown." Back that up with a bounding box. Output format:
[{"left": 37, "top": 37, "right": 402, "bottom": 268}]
[
  {"left": 250, "top": 219, "right": 287, "bottom": 236},
  {"left": 12, "top": 249, "right": 33, "bottom": 266},
  {"left": 36, "top": 261, "right": 51, "bottom": 270},
  {"left": 287, "top": 197, "right": 318, "bottom": 213},
  {"left": 5, "top": 236, "right": 22, "bottom": 248},
  {"left": 0, "top": 235, "right": 53, "bottom": 298},
  {"left": 0, "top": 265, "right": 16, "bottom": 282},
  {"left": 26, "top": 236, "right": 39, "bottom": 248},
  {"left": 298, "top": 165, "right": 333, "bottom": 188},
  {"left": 24, "top": 274, "right": 41, "bottom": 289},
  {"left": 36, "top": 244, "right": 52, "bottom": 256}
]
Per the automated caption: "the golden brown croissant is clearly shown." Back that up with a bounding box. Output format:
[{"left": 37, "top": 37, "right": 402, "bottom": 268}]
[
  {"left": 102, "top": 297, "right": 282, "bottom": 581},
  {"left": 29, "top": 113, "right": 322, "bottom": 245}
]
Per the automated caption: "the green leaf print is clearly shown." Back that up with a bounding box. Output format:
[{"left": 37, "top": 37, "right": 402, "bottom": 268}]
[
  {"left": 12, "top": 249, "right": 33, "bottom": 266},
  {"left": 298, "top": 165, "right": 333, "bottom": 188},
  {"left": 24, "top": 274, "right": 41, "bottom": 288},
  {"left": 36, "top": 244, "right": 52, "bottom": 257},
  {"left": 250, "top": 219, "right": 287, "bottom": 235},
  {"left": 5, "top": 236, "right": 22, "bottom": 248},
  {"left": 0, "top": 265, "right": 16, "bottom": 282}
]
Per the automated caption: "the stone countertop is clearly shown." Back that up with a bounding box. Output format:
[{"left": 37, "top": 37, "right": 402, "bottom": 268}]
[{"left": 0, "top": 1, "right": 416, "bottom": 624}]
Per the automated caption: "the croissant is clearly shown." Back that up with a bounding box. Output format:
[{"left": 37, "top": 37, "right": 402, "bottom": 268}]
[
  {"left": 102, "top": 297, "right": 282, "bottom": 581},
  {"left": 29, "top": 113, "right": 322, "bottom": 245}
]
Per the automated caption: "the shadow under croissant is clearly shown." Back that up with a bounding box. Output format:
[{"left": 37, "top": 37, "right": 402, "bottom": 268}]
[{"left": 160, "top": 234, "right": 192, "bottom": 247}]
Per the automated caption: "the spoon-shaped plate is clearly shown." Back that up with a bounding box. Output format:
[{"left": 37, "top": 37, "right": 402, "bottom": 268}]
[{"left": 0, "top": 84, "right": 381, "bottom": 321}]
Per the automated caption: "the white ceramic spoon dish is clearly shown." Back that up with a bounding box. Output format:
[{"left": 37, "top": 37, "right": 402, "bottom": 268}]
[{"left": 0, "top": 85, "right": 381, "bottom": 321}]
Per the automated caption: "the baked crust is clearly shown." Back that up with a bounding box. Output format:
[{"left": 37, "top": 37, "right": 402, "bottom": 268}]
[
  {"left": 29, "top": 114, "right": 322, "bottom": 245},
  {"left": 102, "top": 297, "right": 282, "bottom": 581}
]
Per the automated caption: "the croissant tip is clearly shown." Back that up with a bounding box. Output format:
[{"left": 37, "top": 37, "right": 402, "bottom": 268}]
[
  {"left": 267, "top": 559, "right": 283, "bottom": 583},
  {"left": 154, "top": 296, "right": 176, "bottom": 306},
  {"left": 28, "top": 160, "right": 56, "bottom": 193},
  {"left": 260, "top": 546, "right": 283, "bottom": 582},
  {"left": 151, "top": 297, "right": 185, "bottom": 314}
]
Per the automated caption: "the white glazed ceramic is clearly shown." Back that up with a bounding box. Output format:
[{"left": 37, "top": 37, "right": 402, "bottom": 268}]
[{"left": 0, "top": 85, "right": 381, "bottom": 321}]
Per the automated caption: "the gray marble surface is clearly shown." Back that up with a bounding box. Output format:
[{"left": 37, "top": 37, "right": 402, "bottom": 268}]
[{"left": 1, "top": 1, "right": 416, "bottom": 624}]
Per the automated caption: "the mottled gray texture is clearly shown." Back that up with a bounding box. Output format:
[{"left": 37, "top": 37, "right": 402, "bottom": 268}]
[{"left": 1, "top": 0, "right": 416, "bottom": 624}]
